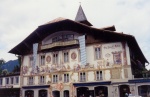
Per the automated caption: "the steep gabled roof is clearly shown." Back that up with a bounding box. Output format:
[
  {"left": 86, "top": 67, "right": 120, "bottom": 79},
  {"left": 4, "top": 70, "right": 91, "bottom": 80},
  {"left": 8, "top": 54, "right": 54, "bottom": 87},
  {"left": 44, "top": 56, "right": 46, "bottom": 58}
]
[
  {"left": 99, "top": 25, "right": 116, "bottom": 31},
  {"left": 8, "top": 18, "right": 148, "bottom": 64},
  {"left": 75, "top": 5, "right": 92, "bottom": 26}
]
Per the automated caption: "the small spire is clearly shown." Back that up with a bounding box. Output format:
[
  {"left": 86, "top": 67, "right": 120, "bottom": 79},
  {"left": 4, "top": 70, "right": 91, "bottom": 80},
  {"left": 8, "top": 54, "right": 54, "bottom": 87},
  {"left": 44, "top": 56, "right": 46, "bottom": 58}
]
[
  {"left": 75, "top": 5, "right": 92, "bottom": 26},
  {"left": 75, "top": 5, "right": 87, "bottom": 22}
]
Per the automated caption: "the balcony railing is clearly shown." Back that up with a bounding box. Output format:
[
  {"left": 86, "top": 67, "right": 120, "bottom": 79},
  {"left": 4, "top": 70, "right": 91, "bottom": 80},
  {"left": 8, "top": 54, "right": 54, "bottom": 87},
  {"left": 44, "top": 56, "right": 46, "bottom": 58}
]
[{"left": 41, "top": 39, "right": 79, "bottom": 50}]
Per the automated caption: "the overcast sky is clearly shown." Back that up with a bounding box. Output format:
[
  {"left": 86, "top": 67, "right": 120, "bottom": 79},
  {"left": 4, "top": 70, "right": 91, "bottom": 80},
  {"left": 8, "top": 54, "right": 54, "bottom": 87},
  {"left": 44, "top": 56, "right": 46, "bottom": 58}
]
[{"left": 0, "top": 0, "right": 150, "bottom": 69}]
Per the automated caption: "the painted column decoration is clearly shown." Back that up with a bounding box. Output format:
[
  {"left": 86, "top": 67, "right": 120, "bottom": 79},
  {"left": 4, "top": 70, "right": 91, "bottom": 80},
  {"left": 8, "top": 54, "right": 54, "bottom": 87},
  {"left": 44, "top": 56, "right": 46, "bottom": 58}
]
[
  {"left": 78, "top": 35, "right": 86, "bottom": 65},
  {"left": 33, "top": 43, "right": 38, "bottom": 73},
  {"left": 121, "top": 42, "right": 127, "bottom": 65}
]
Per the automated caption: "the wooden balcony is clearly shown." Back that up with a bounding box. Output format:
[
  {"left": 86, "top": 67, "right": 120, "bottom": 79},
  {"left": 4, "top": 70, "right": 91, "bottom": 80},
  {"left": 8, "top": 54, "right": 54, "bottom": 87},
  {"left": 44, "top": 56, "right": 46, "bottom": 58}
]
[{"left": 41, "top": 39, "right": 79, "bottom": 50}]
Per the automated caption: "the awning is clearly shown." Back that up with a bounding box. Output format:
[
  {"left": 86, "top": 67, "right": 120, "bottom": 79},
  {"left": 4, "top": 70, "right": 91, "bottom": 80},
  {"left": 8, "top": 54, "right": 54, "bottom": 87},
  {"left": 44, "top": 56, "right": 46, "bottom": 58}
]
[
  {"left": 73, "top": 81, "right": 111, "bottom": 87},
  {"left": 22, "top": 85, "right": 50, "bottom": 89},
  {"left": 128, "top": 79, "right": 150, "bottom": 83}
]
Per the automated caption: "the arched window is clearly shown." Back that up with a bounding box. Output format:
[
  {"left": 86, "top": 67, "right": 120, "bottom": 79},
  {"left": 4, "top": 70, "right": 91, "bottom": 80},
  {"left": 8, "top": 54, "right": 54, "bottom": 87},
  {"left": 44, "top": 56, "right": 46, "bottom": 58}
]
[{"left": 39, "top": 89, "right": 47, "bottom": 97}]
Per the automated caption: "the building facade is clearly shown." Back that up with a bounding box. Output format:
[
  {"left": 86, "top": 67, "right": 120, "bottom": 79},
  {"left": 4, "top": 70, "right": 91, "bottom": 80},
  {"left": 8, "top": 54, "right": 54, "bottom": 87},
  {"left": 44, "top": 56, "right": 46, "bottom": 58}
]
[
  {"left": 0, "top": 60, "right": 20, "bottom": 97},
  {"left": 9, "top": 6, "right": 150, "bottom": 97}
]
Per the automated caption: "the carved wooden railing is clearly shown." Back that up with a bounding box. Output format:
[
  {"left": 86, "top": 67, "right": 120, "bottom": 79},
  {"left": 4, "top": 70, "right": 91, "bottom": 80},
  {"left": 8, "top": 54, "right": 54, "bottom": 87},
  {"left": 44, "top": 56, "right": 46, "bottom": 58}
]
[{"left": 41, "top": 39, "right": 79, "bottom": 50}]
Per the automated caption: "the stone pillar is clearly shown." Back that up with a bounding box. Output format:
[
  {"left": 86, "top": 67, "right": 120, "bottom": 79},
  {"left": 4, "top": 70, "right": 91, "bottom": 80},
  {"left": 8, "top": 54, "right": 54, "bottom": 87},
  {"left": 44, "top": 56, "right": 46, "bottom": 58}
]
[
  {"left": 129, "top": 84, "right": 136, "bottom": 96},
  {"left": 113, "top": 85, "right": 119, "bottom": 97}
]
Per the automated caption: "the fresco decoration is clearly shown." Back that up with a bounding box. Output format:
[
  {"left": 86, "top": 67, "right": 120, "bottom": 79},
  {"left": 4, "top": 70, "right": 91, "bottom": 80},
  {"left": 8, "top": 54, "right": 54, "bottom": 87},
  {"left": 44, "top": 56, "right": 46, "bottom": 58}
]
[
  {"left": 97, "top": 60, "right": 104, "bottom": 69},
  {"left": 73, "top": 63, "right": 81, "bottom": 71},
  {"left": 112, "top": 51, "right": 122, "bottom": 65},
  {"left": 71, "top": 52, "right": 77, "bottom": 60},
  {"left": 46, "top": 55, "right": 51, "bottom": 63},
  {"left": 59, "top": 74, "right": 62, "bottom": 81},
  {"left": 22, "top": 66, "right": 28, "bottom": 75},
  {"left": 55, "top": 83, "right": 64, "bottom": 91},
  {"left": 105, "top": 53, "right": 111, "bottom": 58},
  {"left": 103, "top": 44, "right": 121, "bottom": 49},
  {"left": 85, "top": 63, "right": 94, "bottom": 69}
]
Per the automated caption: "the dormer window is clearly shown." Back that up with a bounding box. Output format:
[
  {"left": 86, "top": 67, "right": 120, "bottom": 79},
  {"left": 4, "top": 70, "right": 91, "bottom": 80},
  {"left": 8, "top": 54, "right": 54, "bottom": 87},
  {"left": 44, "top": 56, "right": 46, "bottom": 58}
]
[{"left": 52, "top": 34, "right": 74, "bottom": 43}]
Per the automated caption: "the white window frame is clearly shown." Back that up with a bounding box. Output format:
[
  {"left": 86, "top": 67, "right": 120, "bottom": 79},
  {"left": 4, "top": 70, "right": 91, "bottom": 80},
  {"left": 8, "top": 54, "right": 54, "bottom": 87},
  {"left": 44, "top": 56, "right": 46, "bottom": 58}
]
[
  {"left": 80, "top": 72, "right": 86, "bottom": 82},
  {"left": 40, "top": 54, "right": 45, "bottom": 66},
  {"left": 53, "top": 74, "right": 58, "bottom": 83},
  {"left": 29, "top": 56, "right": 33, "bottom": 67},
  {"left": 28, "top": 76, "right": 34, "bottom": 85},
  {"left": 95, "top": 47, "right": 101, "bottom": 60},
  {"left": 5, "top": 77, "right": 9, "bottom": 85},
  {"left": 15, "top": 76, "right": 19, "bottom": 84},
  {"left": 53, "top": 53, "right": 58, "bottom": 64},
  {"left": 64, "top": 52, "right": 69, "bottom": 63},
  {"left": 64, "top": 74, "right": 69, "bottom": 83},
  {"left": 96, "top": 71, "right": 103, "bottom": 80},
  {"left": 39, "top": 76, "right": 45, "bottom": 84}
]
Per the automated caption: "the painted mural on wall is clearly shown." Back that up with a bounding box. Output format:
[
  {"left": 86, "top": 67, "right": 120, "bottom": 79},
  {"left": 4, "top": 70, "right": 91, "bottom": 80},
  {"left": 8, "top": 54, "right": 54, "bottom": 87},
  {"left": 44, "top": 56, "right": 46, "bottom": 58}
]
[{"left": 22, "top": 42, "right": 125, "bottom": 76}]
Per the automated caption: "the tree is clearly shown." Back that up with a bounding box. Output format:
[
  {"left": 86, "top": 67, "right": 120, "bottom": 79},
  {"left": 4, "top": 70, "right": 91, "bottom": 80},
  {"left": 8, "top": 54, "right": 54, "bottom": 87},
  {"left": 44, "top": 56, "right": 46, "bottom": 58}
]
[{"left": 0, "top": 59, "right": 5, "bottom": 75}]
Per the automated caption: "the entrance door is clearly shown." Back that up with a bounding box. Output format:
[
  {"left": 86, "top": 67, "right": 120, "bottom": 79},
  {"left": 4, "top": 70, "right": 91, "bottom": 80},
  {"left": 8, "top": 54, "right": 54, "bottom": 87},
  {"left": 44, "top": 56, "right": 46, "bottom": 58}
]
[
  {"left": 94, "top": 86, "right": 108, "bottom": 97},
  {"left": 119, "top": 85, "right": 130, "bottom": 97},
  {"left": 25, "top": 90, "right": 34, "bottom": 97},
  {"left": 52, "top": 91, "right": 60, "bottom": 97},
  {"left": 39, "top": 90, "right": 47, "bottom": 97},
  {"left": 77, "top": 87, "right": 89, "bottom": 97}
]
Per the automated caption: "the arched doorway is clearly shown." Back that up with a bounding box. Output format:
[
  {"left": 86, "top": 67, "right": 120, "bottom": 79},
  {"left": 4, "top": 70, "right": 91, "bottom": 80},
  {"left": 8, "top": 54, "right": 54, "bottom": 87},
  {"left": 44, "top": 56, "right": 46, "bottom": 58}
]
[
  {"left": 52, "top": 90, "right": 60, "bottom": 97},
  {"left": 25, "top": 90, "right": 34, "bottom": 97},
  {"left": 39, "top": 89, "right": 47, "bottom": 97},
  {"left": 64, "top": 90, "right": 69, "bottom": 97},
  {"left": 94, "top": 86, "right": 108, "bottom": 97},
  {"left": 138, "top": 85, "right": 150, "bottom": 97},
  {"left": 77, "top": 87, "right": 89, "bottom": 97},
  {"left": 119, "top": 85, "right": 130, "bottom": 97}
]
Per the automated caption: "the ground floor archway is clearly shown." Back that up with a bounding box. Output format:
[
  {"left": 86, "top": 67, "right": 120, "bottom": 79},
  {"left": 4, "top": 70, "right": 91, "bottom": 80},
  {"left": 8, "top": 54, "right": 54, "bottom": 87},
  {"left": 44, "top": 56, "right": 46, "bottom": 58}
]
[
  {"left": 39, "top": 89, "right": 47, "bottom": 97},
  {"left": 119, "top": 85, "right": 130, "bottom": 97},
  {"left": 64, "top": 90, "right": 69, "bottom": 97},
  {"left": 77, "top": 87, "right": 89, "bottom": 97},
  {"left": 25, "top": 90, "right": 34, "bottom": 97},
  {"left": 94, "top": 86, "right": 108, "bottom": 97},
  {"left": 138, "top": 85, "right": 150, "bottom": 97},
  {"left": 52, "top": 90, "right": 60, "bottom": 97}
]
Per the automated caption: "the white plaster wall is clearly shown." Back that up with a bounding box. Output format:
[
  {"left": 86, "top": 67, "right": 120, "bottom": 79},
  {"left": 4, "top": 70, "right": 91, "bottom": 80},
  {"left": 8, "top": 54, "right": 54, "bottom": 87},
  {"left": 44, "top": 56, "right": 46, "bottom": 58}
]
[
  {"left": 105, "top": 70, "right": 111, "bottom": 80},
  {"left": 23, "top": 77, "right": 28, "bottom": 86},
  {"left": 34, "top": 76, "right": 38, "bottom": 85},
  {"left": 88, "top": 71, "right": 94, "bottom": 81}
]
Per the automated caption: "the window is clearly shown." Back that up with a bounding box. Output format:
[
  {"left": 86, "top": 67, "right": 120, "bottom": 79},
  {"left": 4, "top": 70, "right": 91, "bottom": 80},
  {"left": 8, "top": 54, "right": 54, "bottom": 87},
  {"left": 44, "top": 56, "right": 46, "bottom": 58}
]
[
  {"left": 39, "top": 76, "right": 45, "bottom": 84},
  {"left": 64, "top": 52, "right": 69, "bottom": 63},
  {"left": 29, "top": 56, "right": 33, "bottom": 67},
  {"left": 10, "top": 77, "right": 14, "bottom": 84},
  {"left": 40, "top": 55, "right": 45, "bottom": 65},
  {"left": 95, "top": 47, "right": 101, "bottom": 60},
  {"left": 52, "top": 34, "right": 74, "bottom": 42},
  {"left": 80, "top": 72, "right": 86, "bottom": 82},
  {"left": 64, "top": 74, "right": 69, "bottom": 83},
  {"left": 28, "top": 77, "right": 34, "bottom": 85},
  {"left": 0, "top": 78, "right": 2, "bottom": 85},
  {"left": 15, "top": 77, "right": 19, "bottom": 84},
  {"left": 53, "top": 53, "right": 58, "bottom": 64},
  {"left": 63, "top": 34, "right": 74, "bottom": 41},
  {"left": 6, "top": 78, "right": 9, "bottom": 84},
  {"left": 53, "top": 75, "right": 58, "bottom": 83},
  {"left": 112, "top": 53, "right": 122, "bottom": 64},
  {"left": 96, "top": 71, "right": 103, "bottom": 80}
]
